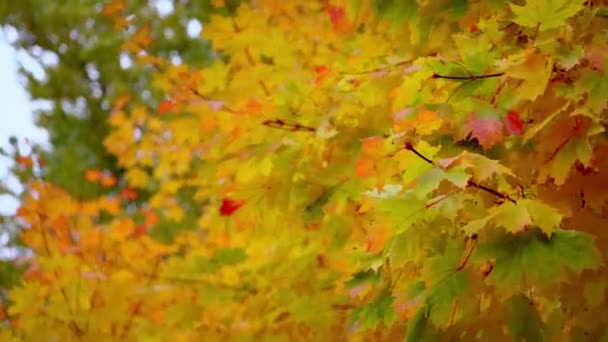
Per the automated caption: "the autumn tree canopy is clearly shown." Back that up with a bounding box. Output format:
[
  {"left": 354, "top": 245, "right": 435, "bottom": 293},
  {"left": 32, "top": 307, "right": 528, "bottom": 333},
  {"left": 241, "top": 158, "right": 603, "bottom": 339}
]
[
  {"left": 0, "top": 0, "right": 228, "bottom": 297},
  {"left": 2, "top": 0, "right": 608, "bottom": 340}
]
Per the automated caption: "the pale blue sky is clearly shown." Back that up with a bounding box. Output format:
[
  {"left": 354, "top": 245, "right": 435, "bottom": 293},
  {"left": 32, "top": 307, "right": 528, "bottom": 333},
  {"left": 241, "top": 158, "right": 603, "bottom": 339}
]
[{"left": 0, "top": 33, "right": 49, "bottom": 216}]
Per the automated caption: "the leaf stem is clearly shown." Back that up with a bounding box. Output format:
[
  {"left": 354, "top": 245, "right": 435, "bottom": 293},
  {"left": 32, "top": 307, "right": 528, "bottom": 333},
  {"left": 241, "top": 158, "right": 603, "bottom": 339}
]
[
  {"left": 457, "top": 234, "right": 477, "bottom": 271},
  {"left": 449, "top": 299, "right": 458, "bottom": 326}
]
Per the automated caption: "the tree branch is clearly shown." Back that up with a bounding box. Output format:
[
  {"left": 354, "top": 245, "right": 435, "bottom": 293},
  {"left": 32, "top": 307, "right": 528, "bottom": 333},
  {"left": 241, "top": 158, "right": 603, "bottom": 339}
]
[{"left": 404, "top": 142, "right": 517, "bottom": 203}]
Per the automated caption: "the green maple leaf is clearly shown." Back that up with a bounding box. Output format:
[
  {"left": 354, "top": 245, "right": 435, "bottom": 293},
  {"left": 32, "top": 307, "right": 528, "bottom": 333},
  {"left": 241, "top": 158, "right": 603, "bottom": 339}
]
[
  {"left": 463, "top": 199, "right": 562, "bottom": 236},
  {"left": 290, "top": 295, "right": 332, "bottom": 328},
  {"left": 510, "top": 0, "right": 586, "bottom": 30},
  {"left": 375, "top": 191, "right": 426, "bottom": 233},
  {"left": 452, "top": 33, "right": 494, "bottom": 74},
  {"left": 344, "top": 269, "right": 381, "bottom": 288},
  {"left": 412, "top": 168, "right": 445, "bottom": 198},
  {"left": 304, "top": 187, "right": 336, "bottom": 222},
  {"left": 388, "top": 0, "right": 417, "bottom": 28},
  {"left": 406, "top": 308, "right": 430, "bottom": 342},
  {"left": 422, "top": 241, "right": 471, "bottom": 328},
  {"left": 584, "top": 279, "right": 607, "bottom": 310},
  {"left": 438, "top": 151, "right": 513, "bottom": 183},
  {"left": 213, "top": 248, "right": 248, "bottom": 265},
  {"left": 507, "top": 295, "right": 544, "bottom": 342},
  {"left": 351, "top": 290, "right": 397, "bottom": 330},
  {"left": 474, "top": 229, "right": 601, "bottom": 293}
]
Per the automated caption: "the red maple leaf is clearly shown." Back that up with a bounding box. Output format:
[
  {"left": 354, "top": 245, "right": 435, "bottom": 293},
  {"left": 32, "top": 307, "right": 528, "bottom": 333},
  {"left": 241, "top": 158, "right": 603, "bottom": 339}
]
[
  {"left": 466, "top": 115, "right": 504, "bottom": 149},
  {"left": 324, "top": 5, "right": 351, "bottom": 33},
  {"left": 133, "top": 224, "right": 147, "bottom": 237},
  {"left": 314, "top": 65, "right": 331, "bottom": 84},
  {"left": 120, "top": 187, "right": 138, "bottom": 200},
  {"left": 504, "top": 110, "right": 524, "bottom": 135},
  {"left": 219, "top": 198, "right": 245, "bottom": 216},
  {"left": 158, "top": 99, "right": 175, "bottom": 114},
  {"left": 327, "top": 6, "right": 344, "bottom": 27}
]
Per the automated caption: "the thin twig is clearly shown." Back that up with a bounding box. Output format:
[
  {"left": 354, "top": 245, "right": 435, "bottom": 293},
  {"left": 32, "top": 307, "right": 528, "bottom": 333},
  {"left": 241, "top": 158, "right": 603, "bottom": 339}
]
[
  {"left": 405, "top": 142, "right": 517, "bottom": 203},
  {"left": 338, "top": 59, "right": 413, "bottom": 76},
  {"left": 262, "top": 119, "right": 316, "bottom": 133},
  {"left": 432, "top": 72, "right": 504, "bottom": 80},
  {"left": 404, "top": 141, "right": 435, "bottom": 165},
  {"left": 467, "top": 180, "right": 516, "bottom": 204}
]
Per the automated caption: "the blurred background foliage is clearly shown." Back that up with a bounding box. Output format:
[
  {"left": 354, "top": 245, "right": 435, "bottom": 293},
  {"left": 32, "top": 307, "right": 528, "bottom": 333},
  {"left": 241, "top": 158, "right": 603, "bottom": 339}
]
[{"left": 0, "top": 0, "right": 240, "bottom": 304}]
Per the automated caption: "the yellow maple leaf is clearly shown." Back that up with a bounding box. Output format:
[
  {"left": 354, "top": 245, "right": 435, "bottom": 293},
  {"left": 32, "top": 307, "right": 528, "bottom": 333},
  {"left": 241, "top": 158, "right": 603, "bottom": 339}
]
[{"left": 394, "top": 109, "right": 443, "bottom": 135}]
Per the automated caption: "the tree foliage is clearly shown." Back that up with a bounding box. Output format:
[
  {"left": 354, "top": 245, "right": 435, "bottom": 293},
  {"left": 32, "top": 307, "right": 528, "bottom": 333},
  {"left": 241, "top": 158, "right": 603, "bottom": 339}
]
[
  {"left": 2, "top": 0, "right": 608, "bottom": 340},
  {"left": 0, "top": 0, "right": 230, "bottom": 301},
  {"left": 0, "top": 0, "right": 227, "bottom": 198}
]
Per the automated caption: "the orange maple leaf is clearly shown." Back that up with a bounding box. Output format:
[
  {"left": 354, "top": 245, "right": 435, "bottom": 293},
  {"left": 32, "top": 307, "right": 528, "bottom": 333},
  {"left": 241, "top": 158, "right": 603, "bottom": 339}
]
[
  {"left": 120, "top": 187, "right": 138, "bottom": 200},
  {"left": 16, "top": 155, "right": 33, "bottom": 169},
  {"left": 394, "top": 109, "right": 443, "bottom": 135},
  {"left": 85, "top": 168, "right": 102, "bottom": 182},
  {"left": 113, "top": 94, "right": 131, "bottom": 111},
  {"left": 101, "top": 0, "right": 126, "bottom": 17},
  {"left": 100, "top": 174, "right": 117, "bottom": 187},
  {"left": 355, "top": 136, "right": 384, "bottom": 178}
]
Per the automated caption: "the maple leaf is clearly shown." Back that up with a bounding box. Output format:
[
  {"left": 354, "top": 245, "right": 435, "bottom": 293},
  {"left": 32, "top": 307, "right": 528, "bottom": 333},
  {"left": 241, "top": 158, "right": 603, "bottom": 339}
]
[
  {"left": 10, "top": 2, "right": 608, "bottom": 340},
  {"left": 100, "top": 174, "right": 117, "bottom": 187},
  {"left": 133, "top": 224, "right": 147, "bottom": 237},
  {"left": 16, "top": 155, "right": 33, "bottom": 169},
  {"left": 119, "top": 187, "right": 138, "bottom": 200},
  {"left": 510, "top": 0, "right": 585, "bottom": 30},
  {"left": 141, "top": 212, "right": 159, "bottom": 235},
  {"left": 465, "top": 114, "right": 504, "bottom": 149},
  {"left": 463, "top": 199, "right": 562, "bottom": 236},
  {"left": 35, "top": 155, "right": 46, "bottom": 168},
  {"left": 122, "top": 25, "right": 153, "bottom": 53},
  {"left": 394, "top": 109, "right": 443, "bottom": 136},
  {"left": 507, "top": 295, "right": 544, "bottom": 341},
  {"left": 503, "top": 51, "right": 553, "bottom": 101},
  {"left": 504, "top": 110, "right": 524, "bottom": 135},
  {"left": 326, "top": 5, "right": 351, "bottom": 33},
  {"left": 422, "top": 241, "right": 472, "bottom": 328},
  {"left": 474, "top": 229, "right": 601, "bottom": 293},
  {"left": 355, "top": 136, "right": 385, "bottom": 178},
  {"left": 314, "top": 65, "right": 332, "bottom": 84},
  {"left": 219, "top": 198, "right": 245, "bottom": 216},
  {"left": 85, "top": 168, "right": 102, "bottom": 182},
  {"left": 350, "top": 290, "right": 396, "bottom": 331},
  {"left": 101, "top": 0, "right": 126, "bottom": 17},
  {"left": 113, "top": 94, "right": 131, "bottom": 111},
  {"left": 158, "top": 99, "right": 175, "bottom": 114}
]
